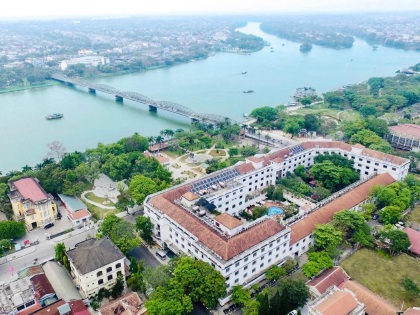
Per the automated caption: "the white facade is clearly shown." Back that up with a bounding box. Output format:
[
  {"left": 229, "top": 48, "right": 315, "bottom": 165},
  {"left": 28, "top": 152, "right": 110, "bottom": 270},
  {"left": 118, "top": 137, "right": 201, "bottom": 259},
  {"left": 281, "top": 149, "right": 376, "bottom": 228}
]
[
  {"left": 71, "top": 258, "right": 125, "bottom": 298},
  {"left": 144, "top": 140, "right": 409, "bottom": 303},
  {"left": 60, "top": 56, "right": 109, "bottom": 70}
]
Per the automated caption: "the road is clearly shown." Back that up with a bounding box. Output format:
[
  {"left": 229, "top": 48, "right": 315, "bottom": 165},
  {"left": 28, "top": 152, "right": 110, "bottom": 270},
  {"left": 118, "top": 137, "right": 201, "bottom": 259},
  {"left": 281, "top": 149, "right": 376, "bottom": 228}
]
[{"left": 0, "top": 227, "right": 95, "bottom": 283}]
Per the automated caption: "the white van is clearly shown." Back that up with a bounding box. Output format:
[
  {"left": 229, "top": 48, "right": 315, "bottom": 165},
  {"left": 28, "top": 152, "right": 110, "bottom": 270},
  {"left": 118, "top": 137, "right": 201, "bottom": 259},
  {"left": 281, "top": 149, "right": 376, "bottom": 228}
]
[{"left": 156, "top": 250, "right": 167, "bottom": 260}]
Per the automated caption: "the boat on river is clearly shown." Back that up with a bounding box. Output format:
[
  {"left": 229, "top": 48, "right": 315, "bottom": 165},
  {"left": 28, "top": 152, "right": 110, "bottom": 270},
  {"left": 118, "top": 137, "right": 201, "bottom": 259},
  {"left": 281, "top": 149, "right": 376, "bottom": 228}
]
[
  {"left": 243, "top": 90, "right": 255, "bottom": 94},
  {"left": 46, "top": 113, "right": 64, "bottom": 120},
  {"left": 242, "top": 71, "right": 247, "bottom": 74}
]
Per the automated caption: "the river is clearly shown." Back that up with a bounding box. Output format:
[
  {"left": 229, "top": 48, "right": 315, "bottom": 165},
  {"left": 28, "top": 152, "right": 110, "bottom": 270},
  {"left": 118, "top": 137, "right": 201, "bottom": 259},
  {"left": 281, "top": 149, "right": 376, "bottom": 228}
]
[{"left": 1, "top": 22, "right": 419, "bottom": 173}]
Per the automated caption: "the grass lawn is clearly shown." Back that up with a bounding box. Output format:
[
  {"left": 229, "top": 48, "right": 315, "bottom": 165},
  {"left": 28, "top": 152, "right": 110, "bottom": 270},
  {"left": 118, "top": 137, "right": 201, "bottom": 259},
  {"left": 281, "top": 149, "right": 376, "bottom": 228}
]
[
  {"left": 86, "top": 203, "right": 118, "bottom": 221},
  {"left": 295, "top": 103, "right": 361, "bottom": 122},
  {"left": 341, "top": 248, "right": 420, "bottom": 307},
  {"left": 407, "top": 205, "right": 420, "bottom": 225},
  {"left": 84, "top": 192, "right": 115, "bottom": 206}
]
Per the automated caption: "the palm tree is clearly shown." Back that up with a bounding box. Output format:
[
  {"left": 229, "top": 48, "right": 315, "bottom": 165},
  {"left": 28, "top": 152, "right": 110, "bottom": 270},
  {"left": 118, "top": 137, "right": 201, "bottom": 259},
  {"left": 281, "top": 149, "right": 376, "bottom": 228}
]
[
  {"left": 22, "top": 165, "right": 32, "bottom": 172},
  {"left": 241, "top": 124, "right": 248, "bottom": 138},
  {"left": 265, "top": 134, "right": 271, "bottom": 145},
  {"left": 175, "top": 128, "right": 184, "bottom": 134},
  {"left": 165, "top": 129, "right": 175, "bottom": 140},
  {"left": 155, "top": 135, "right": 164, "bottom": 149}
]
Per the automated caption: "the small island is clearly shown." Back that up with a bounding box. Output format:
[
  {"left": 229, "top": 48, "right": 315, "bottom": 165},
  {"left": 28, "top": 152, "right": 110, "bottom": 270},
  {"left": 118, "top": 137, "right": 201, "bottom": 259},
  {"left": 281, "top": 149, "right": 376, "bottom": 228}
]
[{"left": 300, "top": 42, "right": 313, "bottom": 53}]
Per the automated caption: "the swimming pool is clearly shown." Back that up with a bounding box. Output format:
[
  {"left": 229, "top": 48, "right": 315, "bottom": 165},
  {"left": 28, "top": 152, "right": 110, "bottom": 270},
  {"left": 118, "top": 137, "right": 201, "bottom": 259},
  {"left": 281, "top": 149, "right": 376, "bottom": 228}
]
[{"left": 268, "top": 206, "right": 284, "bottom": 216}]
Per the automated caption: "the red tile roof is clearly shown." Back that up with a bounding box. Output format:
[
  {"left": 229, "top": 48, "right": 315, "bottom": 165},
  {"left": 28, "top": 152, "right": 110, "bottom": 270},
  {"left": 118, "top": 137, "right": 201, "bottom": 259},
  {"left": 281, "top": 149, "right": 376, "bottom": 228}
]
[
  {"left": 214, "top": 213, "right": 243, "bottom": 229},
  {"left": 307, "top": 267, "right": 350, "bottom": 296},
  {"left": 404, "top": 307, "right": 420, "bottom": 315},
  {"left": 30, "top": 274, "right": 55, "bottom": 299},
  {"left": 28, "top": 299, "right": 88, "bottom": 315},
  {"left": 98, "top": 292, "right": 146, "bottom": 315},
  {"left": 149, "top": 185, "right": 285, "bottom": 261},
  {"left": 67, "top": 208, "right": 91, "bottom": 221},
  {"left": 341, "top": 280, "right": 398, "bottom": 315},
  {"left": 390, "top": 124, "right": 420, "bottom": 139},
  {"left": 13, "top": 178, "right": 48, "bottom": 202},
  {"left": 403, "top": 227, "right": 420, "bottom": 255},
  {"left": 290, "top": 173, "right": 395, "bottom": 245},
  {"left": 314, "top": 290, "right": 359, "bottom": 315},
  {"left": 235, "top": 163, "right": 255, "bottom": 175},
  {"left": 182, "top": 191, "right": 199, "bottom": 201}
]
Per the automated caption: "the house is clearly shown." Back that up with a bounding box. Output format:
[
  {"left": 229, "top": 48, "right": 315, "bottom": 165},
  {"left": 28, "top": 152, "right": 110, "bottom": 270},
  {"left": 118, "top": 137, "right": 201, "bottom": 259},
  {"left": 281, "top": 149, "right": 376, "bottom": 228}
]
[
  {"left": 29, "top": 274, "right": 57, "bottom": 307},
  {"left": 8, "top": 177, "right": 58, "bottom": 230},
  {"left": 403, "top": 227, "right": 420, "bottom": 256},
  {"left": 28, "top": 299, "right": 89, "bottom": 315},
  {"left": 307, "top": 267, "right": 350, "bottom": 299},
  {"left": 57, "top": 194, "right": 91, "bottom": 227},
  {"left": 98, "top": 292, "right": 147, "bottom": 315},
  {"left": 143, "top": 150, "right": 170, "bottom": 166},
  {"left": 308, "top": 286, "right": 365, "bottom": 315},
  {"left": 66, "top": 238, "right": 126, "bottom": 298},
  {"left": 0, "top": 277, "right": 38, "bottom": 315},
  {"left": 341, "top": 280, "right": 399, "bottom": 315}
]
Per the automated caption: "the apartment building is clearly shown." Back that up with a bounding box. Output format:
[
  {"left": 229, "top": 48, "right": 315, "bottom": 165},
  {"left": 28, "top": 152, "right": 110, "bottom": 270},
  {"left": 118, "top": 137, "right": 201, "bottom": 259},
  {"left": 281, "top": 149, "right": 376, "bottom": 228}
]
[{"left": 8, "top": 177, "right": 57, "bottom": 230}]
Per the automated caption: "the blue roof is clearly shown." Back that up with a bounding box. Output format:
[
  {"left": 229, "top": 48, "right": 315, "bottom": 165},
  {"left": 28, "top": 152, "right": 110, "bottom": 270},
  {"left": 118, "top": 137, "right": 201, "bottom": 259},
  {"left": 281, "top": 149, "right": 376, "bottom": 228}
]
[{"left": 58, "top": 194, "right": 86, "bottom": 211}]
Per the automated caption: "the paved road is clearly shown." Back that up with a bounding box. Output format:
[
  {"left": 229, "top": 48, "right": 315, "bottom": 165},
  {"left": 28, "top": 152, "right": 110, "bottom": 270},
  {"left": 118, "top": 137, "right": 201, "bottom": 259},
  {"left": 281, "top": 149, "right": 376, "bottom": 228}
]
[
  {"left": 129, "top": 245, "right": 161, "bottom": 268},
  {"left": 0, "top": 227, "right": 95, "bottom": 283}
]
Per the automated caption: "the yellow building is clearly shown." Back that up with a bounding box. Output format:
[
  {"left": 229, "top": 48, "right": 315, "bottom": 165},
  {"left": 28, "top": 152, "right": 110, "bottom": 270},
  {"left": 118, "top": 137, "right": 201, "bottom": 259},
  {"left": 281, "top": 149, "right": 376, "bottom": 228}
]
[{"left": 8, "top": 177, "right": 57, "bottom": 230}]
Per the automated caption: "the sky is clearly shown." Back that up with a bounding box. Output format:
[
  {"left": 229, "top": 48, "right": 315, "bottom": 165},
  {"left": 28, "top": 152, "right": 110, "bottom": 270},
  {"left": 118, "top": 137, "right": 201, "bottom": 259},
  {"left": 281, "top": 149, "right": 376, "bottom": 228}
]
[{"left": 2, "top": 0, "right": 420, "bottom": 18}]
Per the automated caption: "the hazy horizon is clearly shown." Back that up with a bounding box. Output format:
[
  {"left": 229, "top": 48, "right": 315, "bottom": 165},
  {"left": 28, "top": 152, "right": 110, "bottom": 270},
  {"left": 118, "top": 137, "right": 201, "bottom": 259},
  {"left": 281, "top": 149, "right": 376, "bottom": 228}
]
[{"left": 2, "top": 0, "right": 420, "bottom": 20}]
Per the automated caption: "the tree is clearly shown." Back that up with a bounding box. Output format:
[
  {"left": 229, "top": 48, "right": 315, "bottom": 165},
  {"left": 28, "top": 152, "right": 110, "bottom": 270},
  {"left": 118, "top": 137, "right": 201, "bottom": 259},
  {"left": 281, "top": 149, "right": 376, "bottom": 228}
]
[
  {"left": 232, "top": 285, "right": 252, "bottom": 306},
  {"left": 279, "top": 279, "right": 311, "bottom": 311},
  {"left": 324, "top": 92, "right": 345, "bottom": 108},
  {"left": 146, "top": 279, "right": 193, "bottom": 315},
  {"left": 304, "top": 114, "right": 321, "bottom": 131},
  {"left": 366, "top": 118, "right": 389, "bottom": 137},
  {"left": 240, "top": 146, "right": 258, "bottom": 157},
  {"left": 46, "top": 141, "right": 66, "bottom": 162},
  {"left": 0, "top": 239, "right": 11, "bottom": 253},
  {"left": 309, "top": 161, "right": 359, "bottom": 191},
  {"left": 250, "top": 106, "right": 278, "bottom": 123},
  {"left": 265, "top": 265, "right": 286, "bottom": 281},
  {"left": 313, "top": 223, "right": 343, "bottom": 251},
  {"left": 302, "top": 251, "right": 334, "bottom": 278},
  {"left": 0, "top": 221, "right": 25, "bottom": 240},
  {"left": 173, "top": 256, "right": 226, "bottom": 308},
  {"left": 284, "top": 119, "right": 301, "bottom": 137},
  {"left": 143, "top": 265, "right": 172, "bottom": 289},
  {"left": 359, "top": 105, "right": 377, "bottom": 117},
  {"left": 380, "top": 228, "right": 411, "bottom": 255},
  {"left": 333, "top": 210, "right": 373, "bottom": 246},
  {"left": 54, "top": 242, "right": 70, "bottom": 271},
  {"left": 379, "top": 205, "right": 404, "bottom": 225},
  {"left": 98, "top": 215, "right": 140, "bottom": 254},
  {"left": 129, "top": 175, "right": 160, "bottom": 205},
  {"left": 135, "top": 216, "right": 154, "bottom": 244},
  {"left": 349, "top": 129, "right": 393, "bottom": 153},
  {"left": 402, "top": 277, "right": 420, "bottom": 300},
  {"left": 111, "top": 274, "right": 125, "bottom": 298}
]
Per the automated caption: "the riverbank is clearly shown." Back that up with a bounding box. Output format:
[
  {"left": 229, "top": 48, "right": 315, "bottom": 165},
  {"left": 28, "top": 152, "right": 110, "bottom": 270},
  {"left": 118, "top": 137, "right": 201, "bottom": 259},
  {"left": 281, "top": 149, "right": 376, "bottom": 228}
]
[{"left": 0, "top": 80, "right": 60, "bottom": 94}]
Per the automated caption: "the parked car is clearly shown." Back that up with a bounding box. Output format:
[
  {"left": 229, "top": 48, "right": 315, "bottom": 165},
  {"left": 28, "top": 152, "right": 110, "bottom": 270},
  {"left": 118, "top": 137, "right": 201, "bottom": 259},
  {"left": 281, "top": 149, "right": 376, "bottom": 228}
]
[
  {"left": 44, "top": 222, "right": 54, "bottom": 229},
  {"left": 372, "top": 214, "right": 379, "bottom": 220}
]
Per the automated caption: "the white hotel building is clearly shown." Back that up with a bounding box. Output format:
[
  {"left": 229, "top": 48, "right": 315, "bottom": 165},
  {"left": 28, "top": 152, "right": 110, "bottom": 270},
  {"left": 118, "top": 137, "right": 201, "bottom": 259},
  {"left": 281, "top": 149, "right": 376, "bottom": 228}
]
[{"left": 144, "top": 140, "right": 409, "bottom": 304}]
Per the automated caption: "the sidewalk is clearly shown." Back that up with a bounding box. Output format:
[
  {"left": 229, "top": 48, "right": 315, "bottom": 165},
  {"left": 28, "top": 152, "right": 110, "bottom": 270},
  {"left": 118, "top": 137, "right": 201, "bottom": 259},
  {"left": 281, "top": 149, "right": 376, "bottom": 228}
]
[
  {"left": 52, "top": 224, "right": 96, "bottom": 243},
  {"left": 0, "top": 245, "right": 37, "bottom": 265}
]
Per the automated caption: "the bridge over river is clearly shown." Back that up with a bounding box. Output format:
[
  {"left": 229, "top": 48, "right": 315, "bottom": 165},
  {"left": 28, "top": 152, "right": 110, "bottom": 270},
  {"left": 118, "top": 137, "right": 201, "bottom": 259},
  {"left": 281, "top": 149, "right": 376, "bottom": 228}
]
[{"left": 52, "top": 74, "right": 229, "bottom": 124}]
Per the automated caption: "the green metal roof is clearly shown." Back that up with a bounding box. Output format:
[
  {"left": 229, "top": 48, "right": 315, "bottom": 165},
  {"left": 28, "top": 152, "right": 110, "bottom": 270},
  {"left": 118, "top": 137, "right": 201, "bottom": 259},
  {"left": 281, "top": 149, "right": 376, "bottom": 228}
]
[{"left": 58, "top": 194, "right": 86, "bottom": 211}]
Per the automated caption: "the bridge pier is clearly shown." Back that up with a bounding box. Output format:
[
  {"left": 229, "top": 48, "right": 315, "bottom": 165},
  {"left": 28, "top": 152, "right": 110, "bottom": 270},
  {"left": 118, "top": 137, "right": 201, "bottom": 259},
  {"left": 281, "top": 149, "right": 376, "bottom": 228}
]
[
  {"left": 115, "top": 95, "right": 123, "bottom": 102},
  {"left": 88, "top": 88, "right": 96, "bottom": 94},
  {"left": 191, "top": 117, "right": 200, "bottom": 124},
  {"left": 66, "top": 82, "right": 74, "bottom": 87},
  {"left": 149, "top": 105, "right": 157, "bottom": 112}
]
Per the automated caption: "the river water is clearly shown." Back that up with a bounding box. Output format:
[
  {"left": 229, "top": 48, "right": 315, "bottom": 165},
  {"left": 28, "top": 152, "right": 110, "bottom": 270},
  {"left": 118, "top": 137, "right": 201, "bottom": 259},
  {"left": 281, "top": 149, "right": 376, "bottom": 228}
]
[{"left": 1, "top": 22, "right": 419, "bottom": 173}]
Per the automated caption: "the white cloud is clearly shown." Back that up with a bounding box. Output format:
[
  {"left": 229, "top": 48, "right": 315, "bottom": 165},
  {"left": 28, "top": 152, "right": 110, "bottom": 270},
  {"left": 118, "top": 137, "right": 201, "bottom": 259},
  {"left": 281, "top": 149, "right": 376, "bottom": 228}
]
[{"left": 2, "top": 0, "right": 420, "bottom": 18}]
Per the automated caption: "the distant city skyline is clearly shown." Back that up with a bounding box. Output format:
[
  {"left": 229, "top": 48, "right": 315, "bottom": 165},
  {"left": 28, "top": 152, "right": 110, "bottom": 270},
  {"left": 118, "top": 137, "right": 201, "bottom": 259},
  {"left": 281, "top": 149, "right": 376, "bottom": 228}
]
[{"left": 2, "top": 0, "right": 420, "bottom": 19}]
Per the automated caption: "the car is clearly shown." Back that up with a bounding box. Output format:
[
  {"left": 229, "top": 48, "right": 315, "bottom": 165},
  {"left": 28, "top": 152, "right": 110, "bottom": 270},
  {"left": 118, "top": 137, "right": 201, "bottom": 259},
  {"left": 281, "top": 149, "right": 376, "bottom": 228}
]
[
  {"left": 372, "top": 214, "right": 379, "bottom": 220},
  {"left": 44, "top": 222, "right": 54, "bottom": 229},
  {"left": 287, "top": 311, "right": 298, "bottom": 315}
]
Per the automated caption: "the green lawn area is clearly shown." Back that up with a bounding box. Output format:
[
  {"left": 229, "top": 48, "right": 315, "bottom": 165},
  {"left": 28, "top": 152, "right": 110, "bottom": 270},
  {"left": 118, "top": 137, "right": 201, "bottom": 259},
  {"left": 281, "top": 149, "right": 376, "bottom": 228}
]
[
  {"left": 407, "top": 205, "right": 420, "bottom": 225},
  {"left": 86, "top": 203, "right": 118, "bottom": 221},
  {"left": 295, "top": 103, "right": 361, "bottom": 122},
  {"left": 84, "top": 192, "right": 115, "bottom": 206},
  {"left": 341, "top": 248, "right": 420, "bottom": 307}
]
